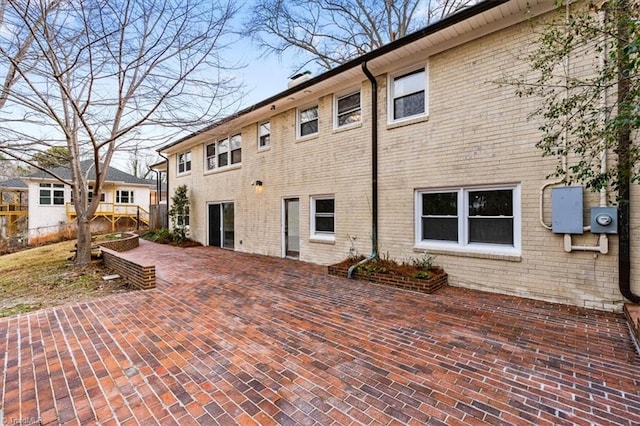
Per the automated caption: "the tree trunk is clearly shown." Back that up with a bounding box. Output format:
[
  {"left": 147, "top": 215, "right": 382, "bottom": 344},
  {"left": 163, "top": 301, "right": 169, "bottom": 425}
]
[{"left": 75, "top": 216, "right": 93, "bottom": 267}]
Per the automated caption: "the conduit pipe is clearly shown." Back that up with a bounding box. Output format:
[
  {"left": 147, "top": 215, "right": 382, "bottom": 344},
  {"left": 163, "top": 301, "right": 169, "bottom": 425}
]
[
  {"left": 348, "top": 61, "right": 378, "bottom": 278},
  {"left": 540, "top": 1, "right": 609, "bottom": 254}
]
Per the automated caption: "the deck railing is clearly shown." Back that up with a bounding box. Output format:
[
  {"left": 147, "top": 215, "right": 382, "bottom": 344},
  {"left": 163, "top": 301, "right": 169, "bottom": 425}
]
[{"left": 66, "top": 202, "right": 150, "bottom": 225}]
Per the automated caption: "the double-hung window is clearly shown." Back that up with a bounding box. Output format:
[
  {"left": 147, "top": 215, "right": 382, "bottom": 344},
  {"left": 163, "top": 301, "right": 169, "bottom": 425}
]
[
  {"left": 416, "top": 185, "right": 520, "bottom": 255},
  {"left": 335, "top": 91, "right": 361, "bottom": 128},
  {"left": 116, "top": 190, "right": 134, "bottom": 204},
  {"left": 177, "top": 151, "right": 191, "bottom": 174},
  {"left": 39, "top": 183, "right": 65, "bottom": 205},
  {"left": 206, "top": 134, "right": 242, "bottom": 171},
  {"left": 390, "top": 67, "right": 427, "bottom": 121},
  {"left": 298, "top": 105, "right": 318, "bottom": 138},
  {"left": 230, "top": 134, "right": 242, "bottom": 164},
  {"left": 258, "top": 121, "right": 270, "bottom": 149},
  {"left": 311, "top": 196, "right": 335, "bottom": 240}
]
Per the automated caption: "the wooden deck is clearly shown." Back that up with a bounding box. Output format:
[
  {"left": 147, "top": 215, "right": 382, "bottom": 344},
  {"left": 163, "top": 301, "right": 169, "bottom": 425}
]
[{"left": 66, "top": 202, "right": 150, "bottom": 230}]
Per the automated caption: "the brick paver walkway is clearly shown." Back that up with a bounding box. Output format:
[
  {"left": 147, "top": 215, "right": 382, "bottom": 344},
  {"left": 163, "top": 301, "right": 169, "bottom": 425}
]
[{"left": 2, "top": 240, "right": 640, "bottom": 425}]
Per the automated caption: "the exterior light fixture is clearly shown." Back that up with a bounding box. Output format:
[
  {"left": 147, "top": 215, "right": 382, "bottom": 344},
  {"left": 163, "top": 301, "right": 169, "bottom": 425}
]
[{"left": 252, "top": 180, "right": 264, "bottom": 194}]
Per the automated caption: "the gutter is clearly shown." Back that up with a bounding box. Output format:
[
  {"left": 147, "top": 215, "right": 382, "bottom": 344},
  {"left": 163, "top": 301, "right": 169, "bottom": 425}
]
[
  {"left": 615, "top": 0, "right": 640, "bottom": 303},
  {"left": 159, "top": 153, "right": 170, "bottom": 228},
  {"left": 348, "top": 61, "right": 379, "bottom": 279}
]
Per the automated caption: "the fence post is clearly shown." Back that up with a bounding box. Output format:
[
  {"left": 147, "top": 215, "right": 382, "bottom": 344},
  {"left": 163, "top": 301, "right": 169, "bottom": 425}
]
[{"left": 137, "top": 206, "right": 140, "bottom": 230}]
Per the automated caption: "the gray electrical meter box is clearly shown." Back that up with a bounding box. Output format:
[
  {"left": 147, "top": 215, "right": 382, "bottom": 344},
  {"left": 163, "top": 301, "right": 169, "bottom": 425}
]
[
  {"left": 590, "top": 207, "right": 618, "bottom": 234},
  {"left": 551, "top": 186, "right": 584, "bottom": 234}
]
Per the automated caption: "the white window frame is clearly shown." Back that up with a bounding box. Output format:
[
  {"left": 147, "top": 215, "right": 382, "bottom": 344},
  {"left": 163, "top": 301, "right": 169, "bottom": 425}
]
[
  {"left": 205, "top": 133, "right": 242, "bottom": 172},
  {"left": 177, "top": 151, "right": 191, "bottom": 175},
  {"left": 88, "top": 185, "right": 105, "bottom": 203},
  {"left": 334, "top": 90, "right": 361, "bottom": 129},
  {"left": 39, "top": 183, "right": 65, "bottom": 206},
  {"left": 415, "top": 184, "right": 521, "bottom": 256},
  {"left": 297, "top": 104, "right": 319, "bottom": 138},
  {"left": 116, "top": 190, "right": 134, "bottom": 204},
  {"left": 388, "top": 65, "right": 428, "bottom": 123},
  {"left": 310, "top": 195, "right": 335, "bottom": 241},
  {"left": 258, "top": 121, "right": 270, "bottom": 150}
]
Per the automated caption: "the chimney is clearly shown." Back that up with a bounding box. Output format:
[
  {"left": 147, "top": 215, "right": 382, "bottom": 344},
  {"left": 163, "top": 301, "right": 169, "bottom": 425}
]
[{"left": 287, "top": 71, "right": 312, "bottom": 88}]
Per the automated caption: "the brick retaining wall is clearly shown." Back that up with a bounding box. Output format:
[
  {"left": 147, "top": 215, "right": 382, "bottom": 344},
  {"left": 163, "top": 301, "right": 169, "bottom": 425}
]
[
  {"left": 99, "top": 233, "right": 139, "bottom": 252},
  {"left": 99, "top": 233, "right": 155, "bottom": 290}
]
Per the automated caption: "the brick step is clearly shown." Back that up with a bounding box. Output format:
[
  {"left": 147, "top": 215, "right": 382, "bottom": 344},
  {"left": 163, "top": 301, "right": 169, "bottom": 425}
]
[{"left": 624, "top": 303, "right": 640, "bottom": 350}]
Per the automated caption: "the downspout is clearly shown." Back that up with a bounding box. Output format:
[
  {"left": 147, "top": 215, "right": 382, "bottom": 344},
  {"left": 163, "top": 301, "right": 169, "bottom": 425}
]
[
  {"left": 615, "top": 0, "right": 640, "bottom": 303},
  {"left": 159, "top": 153, "right": 170, "bottom": 229},
  {"left": 348, "top": 61, "right": 378, "bottom": 278}
]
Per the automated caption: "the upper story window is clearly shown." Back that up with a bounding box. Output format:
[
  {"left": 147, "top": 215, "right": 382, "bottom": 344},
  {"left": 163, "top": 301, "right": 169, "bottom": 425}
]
[
  {"left": 335, "top": 91, "right": 361, "bottom": 128},
  {"left": 311, "top": 195, "right": 335, "bottom": 241},
  {"left": 390, "top": 67, "right": 427, "bottom": 121},
  {"left": 298, "top": 105, "right": 318, "bottom": 138},
  {"left": 177, "top": 151, "right": 191, "bottom": 174},
  {"left": 416, "top": 185, "right": 520, "bottom": 255},
  {"left": 39, "top": 183, "right": 64, "bottom": 205},
  {"left": 116, "top": 190, "right": 134, "bottom": 204},
  {"left": 258, "top": 121, "right": 270, "bottom": 150},
  {"left": 206, "top": 133, "right": 242, "bottom": 171}
]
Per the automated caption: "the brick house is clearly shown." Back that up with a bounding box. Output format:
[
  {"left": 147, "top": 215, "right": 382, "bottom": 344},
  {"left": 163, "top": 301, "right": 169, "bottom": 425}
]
[{"left": 156, "top": 0, "right": 640, "bottom": 311}]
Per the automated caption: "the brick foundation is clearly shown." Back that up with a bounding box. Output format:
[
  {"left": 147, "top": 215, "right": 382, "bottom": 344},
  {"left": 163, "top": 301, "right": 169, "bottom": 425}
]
[{"left": 328, "top": 264, "right": 447, "bottom": 294}]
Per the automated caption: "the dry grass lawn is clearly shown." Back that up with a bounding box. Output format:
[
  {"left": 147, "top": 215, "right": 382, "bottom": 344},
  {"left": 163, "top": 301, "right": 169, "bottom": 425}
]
[{"left": 0, "top": 238, "right": 130, "bottom": 318}]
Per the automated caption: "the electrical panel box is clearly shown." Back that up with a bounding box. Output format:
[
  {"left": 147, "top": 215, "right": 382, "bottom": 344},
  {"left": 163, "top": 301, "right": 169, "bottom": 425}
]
[
  {"left": 590, "top": 207, "right": 618, "bottom": 234},
  {"left": 551, "top": 186, "right": 584, "bottom": 234}
]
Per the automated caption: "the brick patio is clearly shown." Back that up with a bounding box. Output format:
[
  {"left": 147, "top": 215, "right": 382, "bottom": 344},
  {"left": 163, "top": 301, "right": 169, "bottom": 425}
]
[{"left": 1, "top": 240, "right": 640, "bottom": 425}]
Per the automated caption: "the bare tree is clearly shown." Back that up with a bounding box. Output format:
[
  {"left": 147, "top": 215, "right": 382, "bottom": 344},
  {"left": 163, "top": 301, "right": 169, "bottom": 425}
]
[
  {"left": 0, "top": 0, "right": 240, "bottom": 266},
  {"left": 128, "top": 143, "right": 157, "bottom": 179},
  {"left": 245, "top": 0, "right": 477, "bottom": 71}
]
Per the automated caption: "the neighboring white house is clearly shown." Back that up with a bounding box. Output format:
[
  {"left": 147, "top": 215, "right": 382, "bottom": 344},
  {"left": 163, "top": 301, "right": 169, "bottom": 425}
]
[{"left": 6, "top": 160, "right": 156, "bottom": 244}]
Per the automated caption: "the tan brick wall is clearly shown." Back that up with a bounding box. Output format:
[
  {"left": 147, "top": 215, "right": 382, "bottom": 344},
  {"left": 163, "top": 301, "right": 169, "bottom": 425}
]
[{"left": 164, "top": 7, "right": 638, "bottom": 310}]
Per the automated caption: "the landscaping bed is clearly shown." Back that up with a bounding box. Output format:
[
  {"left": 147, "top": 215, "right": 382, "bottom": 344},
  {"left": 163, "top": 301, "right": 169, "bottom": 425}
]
[{"left": 328, "top": 255, "right": 448, "bottom": 294}]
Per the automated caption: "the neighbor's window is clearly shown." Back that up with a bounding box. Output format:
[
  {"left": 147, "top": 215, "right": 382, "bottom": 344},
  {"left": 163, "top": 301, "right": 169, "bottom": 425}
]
[
  {"left": 335, "top": 91, "right": 361, "bottom": 128},
  {"left": 88, "top": 186, "right": 105, "bottom": 202},
  {"left": 391, "top": 67, "right": 427, "bottom": 121},
  {"left": 311, "top": 196, "right": 335, "bottom": 239},
  {"left": 116, "top": 190, "right": 134, "bottom": 204},
  {"left": 258, "top": 121, "right": 270, "bottom": 149},
  {"left": 416, "top": 185, "right": 520, "bottom": 254},
  {"left": 39, "top": 183, "right": 65, "bottom": 205},
  {"left": 177, "top": 151, "right": 191, "bottom": 174},
  {"left": 298, "top": 105, "right": 319, "bottom": 137}
]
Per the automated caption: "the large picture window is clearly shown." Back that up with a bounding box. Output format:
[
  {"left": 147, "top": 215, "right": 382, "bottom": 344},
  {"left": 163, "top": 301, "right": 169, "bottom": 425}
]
[
  {"left": 416, "top": 185, "right": 520, "bottom": 254},
  {"left": 39, "top": 183, "right": 65, "bottom": 205},
  {"left": 390, "top": 68, "right": 427, "bottom": 121},
  {"left": 298, "top": 105, "right": 318, "bottom": 137},
  {"left": 335, "top": 91, "right": 361, "bottom": 128},
  {"left": 311, "top": 196, "right": 335, "bottom": 240}
]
